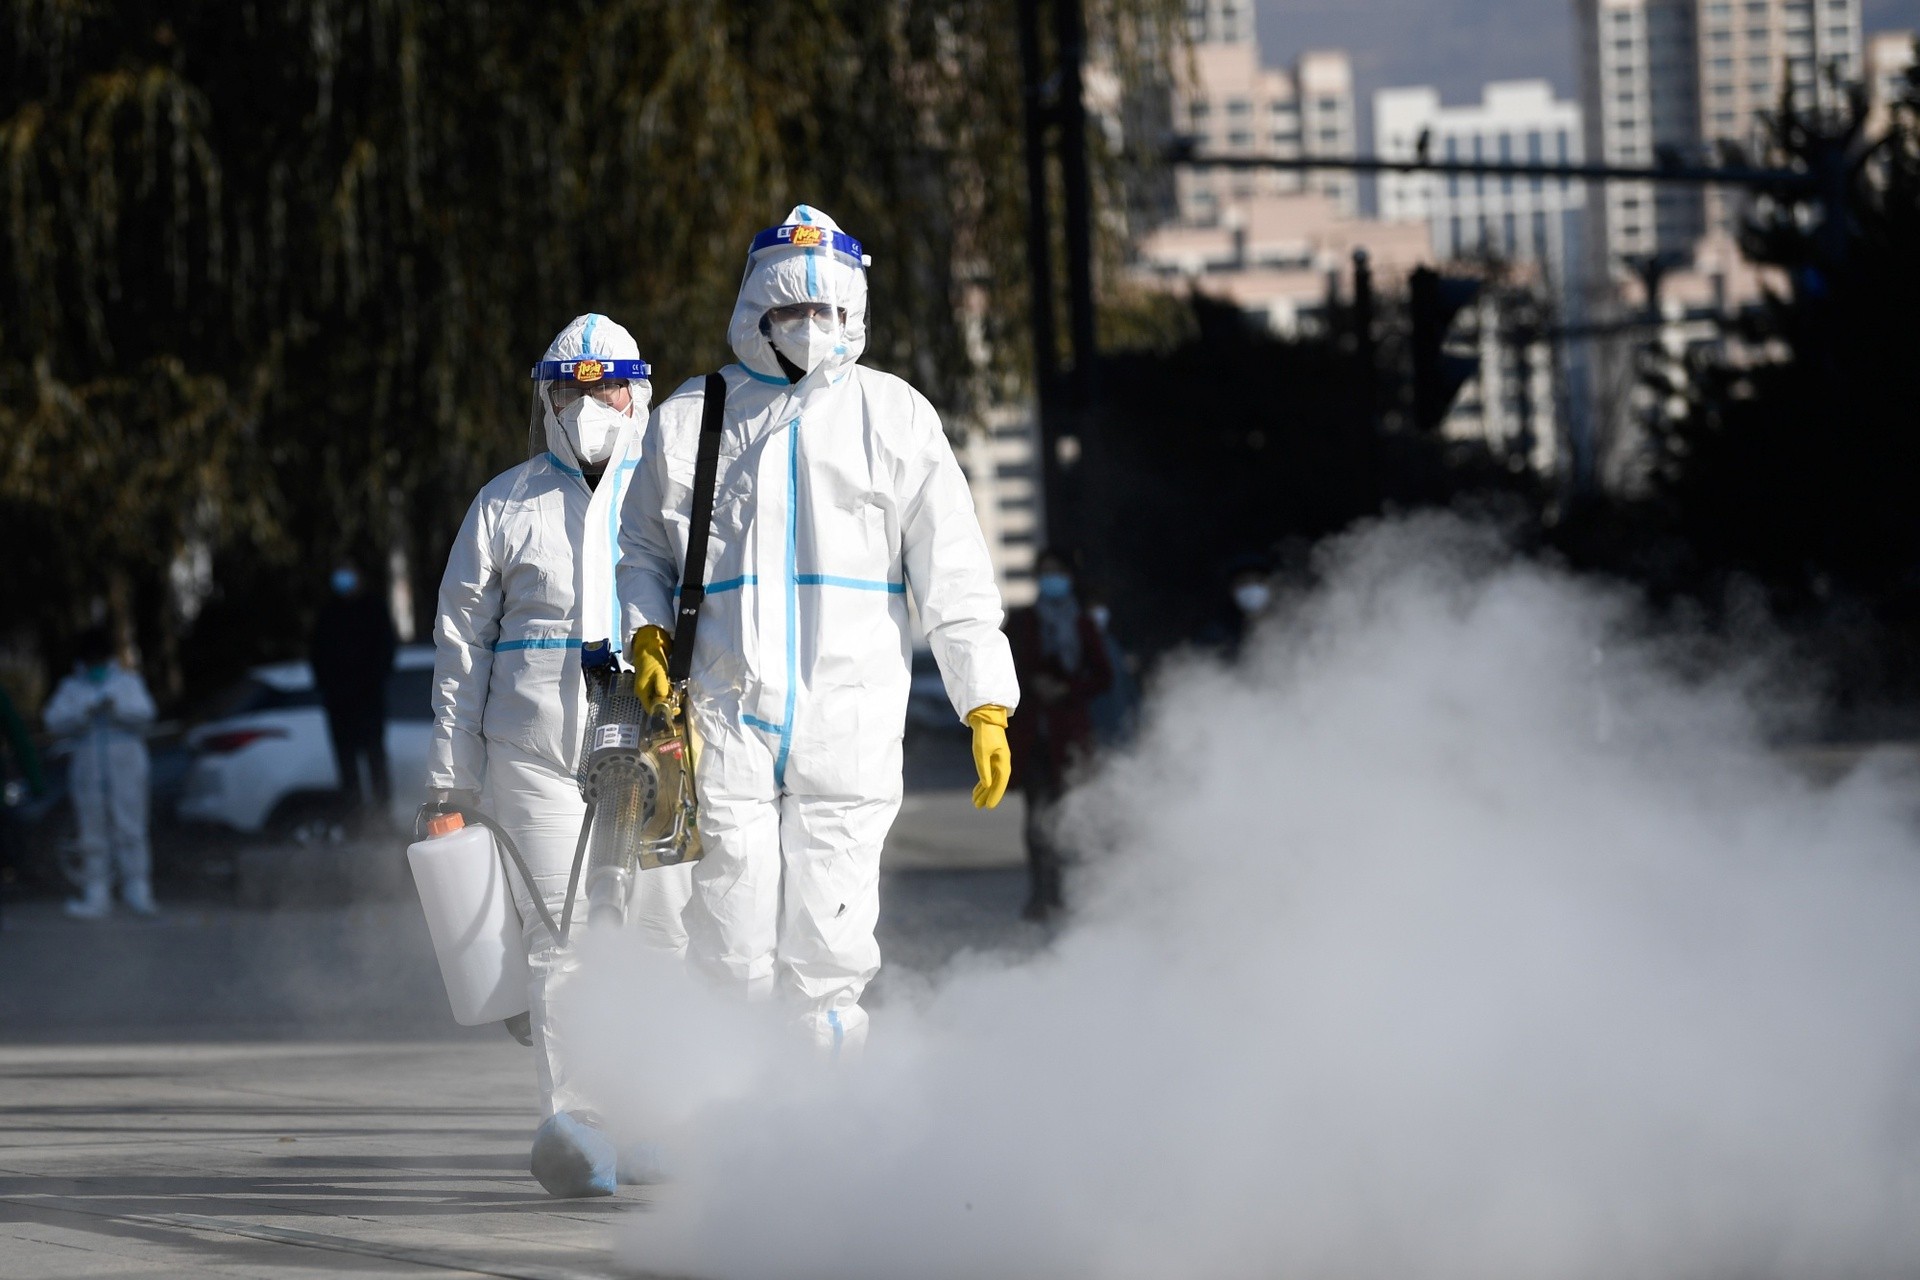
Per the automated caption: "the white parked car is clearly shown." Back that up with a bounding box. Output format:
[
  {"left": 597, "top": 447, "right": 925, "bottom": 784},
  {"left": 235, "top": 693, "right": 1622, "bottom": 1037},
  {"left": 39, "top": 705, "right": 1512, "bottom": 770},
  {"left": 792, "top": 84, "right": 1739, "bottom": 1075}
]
[{"left": 177, "top": 644, "right": 437, "bottom": 838}]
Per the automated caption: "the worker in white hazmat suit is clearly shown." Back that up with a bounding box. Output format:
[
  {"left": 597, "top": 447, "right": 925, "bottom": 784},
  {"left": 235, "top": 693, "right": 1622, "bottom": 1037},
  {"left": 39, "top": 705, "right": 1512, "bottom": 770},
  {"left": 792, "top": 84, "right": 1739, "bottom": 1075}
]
[
  {"left": 618, "top": 206, "right": 1019, "bottom": 1056},
  {"left": 427, "top": 313, "right": 693, "bottom": 1197},
  {"left": 43, "top": 626, "right": 158, "bottom": 919}
]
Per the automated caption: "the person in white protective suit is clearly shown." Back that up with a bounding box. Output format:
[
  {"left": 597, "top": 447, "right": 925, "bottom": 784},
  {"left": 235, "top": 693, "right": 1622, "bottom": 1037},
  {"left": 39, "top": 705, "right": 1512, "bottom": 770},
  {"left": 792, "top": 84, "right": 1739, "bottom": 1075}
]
[
  {"left": 618, "top": 205, "right": 1019, "bottom": 1056},
  {"left": 43, "top": 626, "right": 159, "bottom": 920},
  {"left": 427, "top": 313, "right": 693, "bottom": 1198}
]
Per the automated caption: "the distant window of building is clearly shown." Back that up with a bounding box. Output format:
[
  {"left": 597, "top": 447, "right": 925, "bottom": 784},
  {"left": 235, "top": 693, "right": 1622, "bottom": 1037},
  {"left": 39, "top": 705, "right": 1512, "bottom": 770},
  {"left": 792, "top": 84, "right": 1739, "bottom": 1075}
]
[
  {"left": 1316, "top": 96, "right": 1340, "bottom": 114},
  {"left": 1228, "top": 130, "right": 1253, "bottom": 147},
  {"left": 1532, "top": 209, "right": 1549, "bottom": 259},
  {"left": 1449, "top": 216, "right": 1464, "bottom": 255},
  {"left": 1319, "top": 127, "right": 1340, "bottom": 144},
  {"left": 1227, "top": 98, "right": 1251, "bottom": 116},
  {"left": 1190, "top": 100, "right": 1211, "bottom": 119}
]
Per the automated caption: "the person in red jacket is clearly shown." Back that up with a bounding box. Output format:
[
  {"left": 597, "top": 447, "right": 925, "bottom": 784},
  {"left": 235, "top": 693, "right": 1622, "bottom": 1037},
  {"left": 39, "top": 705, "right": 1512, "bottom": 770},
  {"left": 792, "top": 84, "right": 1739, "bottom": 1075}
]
[{"left": 1005, "top": 550, "right": 1113, "bottom": 920}]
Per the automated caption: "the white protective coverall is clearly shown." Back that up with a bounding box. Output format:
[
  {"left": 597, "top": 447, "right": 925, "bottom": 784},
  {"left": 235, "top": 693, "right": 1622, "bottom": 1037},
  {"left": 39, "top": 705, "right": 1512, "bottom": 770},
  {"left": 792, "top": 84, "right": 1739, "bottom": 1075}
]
[
  {"left": 617, "top": 206, "right": 1020, "bottom": 1053},
  {"left": 429, "top": 313, "right": 694, "bottom": 1115},
  {"left": 43, "top": 663, "right": 157, "bottom": 914}
]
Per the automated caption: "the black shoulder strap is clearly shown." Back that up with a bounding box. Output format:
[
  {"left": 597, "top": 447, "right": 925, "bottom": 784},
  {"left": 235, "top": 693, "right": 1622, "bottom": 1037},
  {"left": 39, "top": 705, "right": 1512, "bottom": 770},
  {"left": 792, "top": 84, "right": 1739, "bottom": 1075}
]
[{"left": 667, "top": 372, "right": 727, "bottom": 683}]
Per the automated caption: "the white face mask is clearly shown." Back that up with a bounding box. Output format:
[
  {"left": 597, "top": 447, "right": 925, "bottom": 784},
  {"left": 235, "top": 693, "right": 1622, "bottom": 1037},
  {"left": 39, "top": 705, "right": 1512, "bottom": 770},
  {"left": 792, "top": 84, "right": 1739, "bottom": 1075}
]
[
  {"left": 768, "top": 314, "right": 841, "bottom": 375},
  {"left": 557, "top": 396, "right": 628, "bottom": 466},
  {"left": 1233, "top": 582, "right": 1272, "bottom": 615}
]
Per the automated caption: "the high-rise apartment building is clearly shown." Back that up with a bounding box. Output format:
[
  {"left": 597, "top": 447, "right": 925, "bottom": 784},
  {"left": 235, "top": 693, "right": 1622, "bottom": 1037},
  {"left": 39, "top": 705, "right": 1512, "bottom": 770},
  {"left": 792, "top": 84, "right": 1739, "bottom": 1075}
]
[
  {"left": 1173, "top": 37, "right": 1358, "bottom": 221},
  {"left": 1696, "top": 0, "right": 1863, "bottom": 227},
  {"left": 1186, "top": 0, "right": 1254, "bottom": 46},
  {"left": 1577, "top": 0, "right": 1864, "bottom": 274},
  {"left": 1866, "top": 30, "right": 1916, "bottom": 136},
  {"left": 1376, "top": 81, "right": 1588, "bottom": 281},
  {"left": 1696, "top": 0, "right": 1861, "bottom": 139},
  {"left": 1577, "top": 0, "right": 1706, "bottom": 267},
  {"left": 1298, "top": 52, "right": 1360, "bottom": 214}
]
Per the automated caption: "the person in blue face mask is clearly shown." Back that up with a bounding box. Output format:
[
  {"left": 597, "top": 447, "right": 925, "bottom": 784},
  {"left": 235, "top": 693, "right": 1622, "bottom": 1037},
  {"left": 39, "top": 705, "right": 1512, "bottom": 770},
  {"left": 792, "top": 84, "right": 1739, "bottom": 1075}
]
[
  {"left": 310, "top": 562, "right": 398, "bottom": 827},
  {"left": 42, "top": 626, "right": 158, "bottom": 918},
  {"left": 1004, "top": 550, "right": 1112, "bottom": 921}
]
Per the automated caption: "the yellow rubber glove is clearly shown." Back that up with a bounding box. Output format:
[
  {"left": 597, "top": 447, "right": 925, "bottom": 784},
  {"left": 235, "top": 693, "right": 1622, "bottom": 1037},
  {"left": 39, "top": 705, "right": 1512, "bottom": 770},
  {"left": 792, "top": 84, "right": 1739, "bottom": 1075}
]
[
  {"left": 628, "top": 625, "right": 673, "bottom": 711},
  {"left": 966, "top": 704, "right": 1012, "bottom": 810}
]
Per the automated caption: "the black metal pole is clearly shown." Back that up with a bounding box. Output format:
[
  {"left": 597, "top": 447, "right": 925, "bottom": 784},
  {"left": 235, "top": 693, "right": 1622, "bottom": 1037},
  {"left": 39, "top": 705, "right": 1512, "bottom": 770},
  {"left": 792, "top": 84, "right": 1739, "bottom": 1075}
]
[
  {"left": 1176, "top": 148, "right": 1817, "bottom": 194},
  {"left": 1054, "top": 0, "right": 1096, "bottom": 422},
  {"left": 1018, "top": 0, "right": 1066, "bottom": 553},
  {"left": 1352, "top": 248, "right": 1376, "bottom": 432}
]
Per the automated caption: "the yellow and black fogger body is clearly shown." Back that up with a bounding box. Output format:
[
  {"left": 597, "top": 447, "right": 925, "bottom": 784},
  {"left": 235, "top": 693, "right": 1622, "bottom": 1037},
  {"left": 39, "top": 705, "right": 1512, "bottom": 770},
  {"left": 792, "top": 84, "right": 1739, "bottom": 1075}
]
[{"left": 575, "top": 642, "right": 702, "bottom": 929}]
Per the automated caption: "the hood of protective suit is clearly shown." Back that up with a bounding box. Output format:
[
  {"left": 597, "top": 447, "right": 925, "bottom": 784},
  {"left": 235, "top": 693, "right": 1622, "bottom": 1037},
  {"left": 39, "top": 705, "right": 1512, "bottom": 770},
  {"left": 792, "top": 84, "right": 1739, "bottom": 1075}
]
[
  {"left": 532, "top": 313, "right": 653, "bottom": 470},
  {"left": 728, "top": 204, "right": 869, "bottom": 384}
]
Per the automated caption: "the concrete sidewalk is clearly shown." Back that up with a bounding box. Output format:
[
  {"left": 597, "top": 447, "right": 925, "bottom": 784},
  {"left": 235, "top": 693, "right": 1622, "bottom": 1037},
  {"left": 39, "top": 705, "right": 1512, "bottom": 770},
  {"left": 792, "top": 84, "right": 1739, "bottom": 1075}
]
[
  {"left": 0, "top": 1040, "right": 662, "bottom": 1278},
  {"left": 0, "top": 785, "right": 1039, "bottom": 1276}
]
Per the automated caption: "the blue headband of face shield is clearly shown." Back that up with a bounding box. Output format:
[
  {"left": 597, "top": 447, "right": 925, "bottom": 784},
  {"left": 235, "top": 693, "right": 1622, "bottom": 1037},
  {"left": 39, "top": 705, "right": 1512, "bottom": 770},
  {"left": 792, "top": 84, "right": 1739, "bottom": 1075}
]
[
  {"left": 746, "top": 224, "right": 872, "bottom": 270},
  {"left": 528, "top": 357, "right": 652, "bottom": 382}
]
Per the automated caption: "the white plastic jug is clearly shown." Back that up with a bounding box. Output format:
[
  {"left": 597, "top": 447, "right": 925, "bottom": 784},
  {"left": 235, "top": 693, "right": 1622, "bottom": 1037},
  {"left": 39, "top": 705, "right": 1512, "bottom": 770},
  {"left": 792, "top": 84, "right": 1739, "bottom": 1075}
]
[{"left": 407, "top": 815, "right": 531, "bottom": 1025}]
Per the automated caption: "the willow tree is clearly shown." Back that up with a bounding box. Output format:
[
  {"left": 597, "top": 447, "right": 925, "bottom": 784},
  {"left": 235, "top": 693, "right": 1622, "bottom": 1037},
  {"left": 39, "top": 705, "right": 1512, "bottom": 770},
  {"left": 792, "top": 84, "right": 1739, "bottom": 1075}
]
[{"left": 0, "top": 0, "right": 1180, "bottom": 699}]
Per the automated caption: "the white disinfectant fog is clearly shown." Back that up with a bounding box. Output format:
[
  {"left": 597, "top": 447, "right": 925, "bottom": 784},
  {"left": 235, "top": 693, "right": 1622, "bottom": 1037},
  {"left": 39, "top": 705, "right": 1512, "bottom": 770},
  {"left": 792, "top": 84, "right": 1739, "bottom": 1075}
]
[{"left": 562, "top": 515, "right": 1920, "bottom": 1280}]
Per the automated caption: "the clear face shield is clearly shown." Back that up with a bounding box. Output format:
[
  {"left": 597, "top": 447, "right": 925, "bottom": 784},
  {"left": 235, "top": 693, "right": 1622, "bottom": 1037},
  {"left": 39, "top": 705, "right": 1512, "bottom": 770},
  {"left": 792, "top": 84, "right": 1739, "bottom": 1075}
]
[
  {"left": 746, "top": 223, "right": 869, "bottom": 378},
  {"left": 526, "top": 356, "right": 651, "bottom": 467}
]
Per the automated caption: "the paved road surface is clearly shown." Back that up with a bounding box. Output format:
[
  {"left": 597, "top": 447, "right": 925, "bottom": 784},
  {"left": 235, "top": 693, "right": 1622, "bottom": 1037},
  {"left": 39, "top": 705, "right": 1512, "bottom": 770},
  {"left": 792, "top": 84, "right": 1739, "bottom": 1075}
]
[{"left": 0, "top": 784, "right": 1042, "bottom": 1278}]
